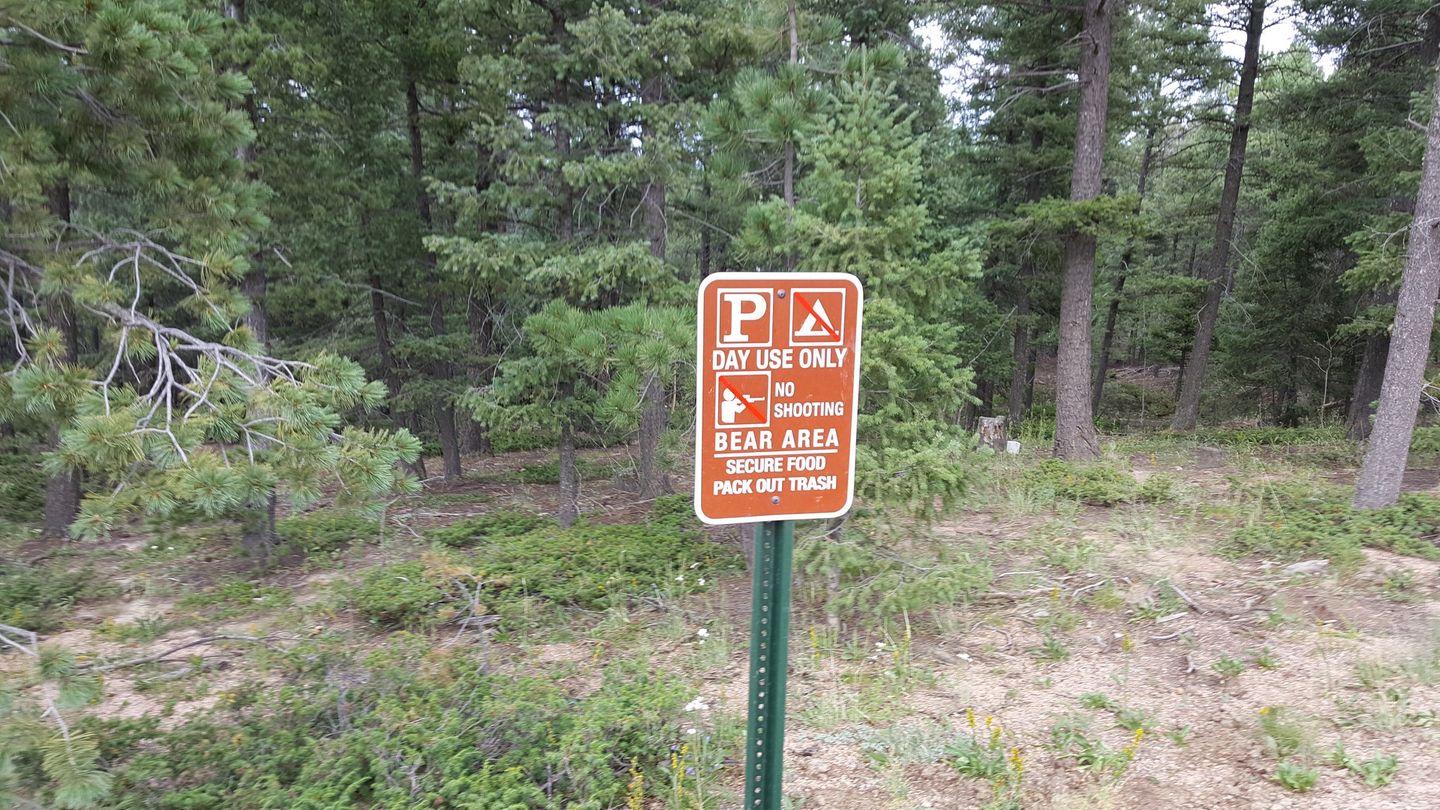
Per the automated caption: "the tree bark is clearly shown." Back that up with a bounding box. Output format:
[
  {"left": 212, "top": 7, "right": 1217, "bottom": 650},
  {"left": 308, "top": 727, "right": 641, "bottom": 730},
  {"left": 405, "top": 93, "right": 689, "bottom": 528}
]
[
  {"left": 462, "top": 296, "right": 494, "bottom": 455},
  {"left": 782, "top": 0, "right": 799, "bottom": 271},
  {"left": 1093, "top": 126, "right": 1156, "bottom": 415},
  {"left": 1007, "top": 290, "right": 1031, "bottom": 425},
  {"left": 1172, "top": 0, "right": 1265, "bottom": 431},
  {"left": 1053, "top": 0, "right": 1116, "bottom": 461},
  {"left": 637, "top": 372, "right": 670, "bottom": 498},
  {"left": 40, "top": 180, "right": 80, "bottom": 539},
  {"left": 1352, "top": 59, "right": 1440, "bottom": 509},
  {"left": 640, "top": 67, "right": 667, "bottom": 263},
  {"left": 406, "top": 78, "right": 462, "bottom": 483},
  {"left": 1346, "top": 324, "right": 1390, "bottom": 441}
]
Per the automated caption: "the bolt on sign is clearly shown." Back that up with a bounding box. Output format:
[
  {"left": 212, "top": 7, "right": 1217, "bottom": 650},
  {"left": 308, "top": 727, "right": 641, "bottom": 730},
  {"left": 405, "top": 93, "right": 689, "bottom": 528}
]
[{"left": 694, "top": 272, "right": 864, "bottom": 525}]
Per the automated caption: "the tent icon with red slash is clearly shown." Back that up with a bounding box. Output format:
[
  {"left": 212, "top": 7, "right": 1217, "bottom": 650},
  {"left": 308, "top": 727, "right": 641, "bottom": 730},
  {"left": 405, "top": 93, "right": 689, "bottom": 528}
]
[
  {"left": 790, "top": 288, "right": 846, "bottom": 345},
  {"left": 715, "top": 372, "right": 770, "bottom": 427}
]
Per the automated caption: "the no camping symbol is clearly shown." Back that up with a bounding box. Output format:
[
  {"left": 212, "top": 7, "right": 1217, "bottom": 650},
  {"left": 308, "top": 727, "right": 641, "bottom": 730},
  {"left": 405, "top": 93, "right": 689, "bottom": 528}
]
[{"left": 694, "top": 272, "right": 864, "bottom": 525}]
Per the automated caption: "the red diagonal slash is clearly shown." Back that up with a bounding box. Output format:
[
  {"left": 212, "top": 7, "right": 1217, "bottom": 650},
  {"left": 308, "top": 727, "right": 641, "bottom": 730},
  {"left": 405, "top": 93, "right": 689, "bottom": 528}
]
[
  {"left": 718, "top": 376, "right": 767, "bottom": 423},
  {"left": 793, "top": 292, "right": 842, "bottom": 341}
]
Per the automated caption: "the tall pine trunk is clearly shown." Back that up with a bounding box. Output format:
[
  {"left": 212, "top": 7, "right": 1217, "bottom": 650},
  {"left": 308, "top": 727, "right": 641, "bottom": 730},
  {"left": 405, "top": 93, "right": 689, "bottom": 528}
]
[
  {"left": 228, "top": 0, "right": 278, "bottom": 560},
  {"left": 1352, "top": 58, "right": 1440, "bottom": 509},
  {"left": 1172, "top": 0, "right": 1265, "bottom": 431},
  {"left": 1092, "top": 126, "right": 1155, "bottom": 415},
  {"left": 1007, "top": 291, "right": 1030, "bottom": 425},
  {"left": 1053, "top": 0, "right": 1116, "bottom": 461},
  {"left": 1345, "top": 304, "right": 1391, "bottom": 441},
  {"left": 782, "top": 0, "right": 799, "bottom": 272},
  {"left": 41, "top": 181, "right": 80, "bottom": 539},
  {"left": 636, "top": 55, "right": 671, "bottom": 498},
  {"left": 406, "top": 78, "right": 462, "bottom": 482}
]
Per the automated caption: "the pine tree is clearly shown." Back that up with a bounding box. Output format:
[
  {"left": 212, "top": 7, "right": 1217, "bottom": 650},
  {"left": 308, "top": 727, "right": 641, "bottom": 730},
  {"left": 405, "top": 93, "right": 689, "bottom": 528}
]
[{"left": 0, "top": 1, "right": 420, "bottom": 547}]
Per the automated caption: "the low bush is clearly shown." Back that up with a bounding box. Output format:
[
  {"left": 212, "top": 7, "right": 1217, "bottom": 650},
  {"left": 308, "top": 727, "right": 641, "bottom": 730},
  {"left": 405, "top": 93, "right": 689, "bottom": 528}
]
[
  {"left": 351, "top": 509, "right": 738, "bottom": 629},
  {"left": 1020, "top": 459, "right": 1171, "bottom": 506},
  {"left": 349, "top": 561, "right": 449, "bottom": 627},
  {"left": 427, "top": 510, "right": 553, "bottom": 548},
  {"left": 1224, "top": 482, "right": 1440, "bottom": 566},
  {"left": 469, "top": 517, "right": 736, "bottom": 610},
  {"left": 60, "top": 643, "right": 699, "bottom": 809},
  {"left": 485, "top": 457, "right": 618, "bottom": 485},
  {"left": 276, "top": 509, "right": 379, "bottom": 556},
  {"left": 0, "top": 562, "right": 102, "bottom": 632},
  {"left": 0, "top": 447, "right": 45, "bottom": 523}
]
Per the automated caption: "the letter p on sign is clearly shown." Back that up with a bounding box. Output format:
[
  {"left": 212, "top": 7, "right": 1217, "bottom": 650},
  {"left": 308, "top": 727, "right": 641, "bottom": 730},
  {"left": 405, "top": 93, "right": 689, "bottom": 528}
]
[{"left": 718, "top": 290, "right": 772, "bottom": 346}]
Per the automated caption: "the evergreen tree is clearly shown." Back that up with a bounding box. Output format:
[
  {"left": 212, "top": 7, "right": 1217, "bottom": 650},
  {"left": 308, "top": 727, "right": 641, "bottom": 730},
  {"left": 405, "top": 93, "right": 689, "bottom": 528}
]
[{"left": 0, "top": 1, "right": 419, "bottom": 548}]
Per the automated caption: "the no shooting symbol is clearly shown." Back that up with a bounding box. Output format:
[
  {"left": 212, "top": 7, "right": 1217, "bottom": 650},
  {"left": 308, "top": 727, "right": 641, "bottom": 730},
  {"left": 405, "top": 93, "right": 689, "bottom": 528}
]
[{"left": 717, "top": 372, "right": 770, "bottom": 427}]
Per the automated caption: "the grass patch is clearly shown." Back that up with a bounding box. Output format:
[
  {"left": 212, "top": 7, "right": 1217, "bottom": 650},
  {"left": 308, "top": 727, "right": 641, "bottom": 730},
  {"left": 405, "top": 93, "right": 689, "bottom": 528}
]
[{"left": 177, "top": 579, "right": 292, "bottom": 618}]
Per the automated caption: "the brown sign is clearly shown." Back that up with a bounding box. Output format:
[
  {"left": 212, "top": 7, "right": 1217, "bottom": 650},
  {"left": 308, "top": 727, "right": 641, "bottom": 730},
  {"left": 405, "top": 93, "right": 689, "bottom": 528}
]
[{"left": 694, "top": 273, "right": 864, "bottom": 525}]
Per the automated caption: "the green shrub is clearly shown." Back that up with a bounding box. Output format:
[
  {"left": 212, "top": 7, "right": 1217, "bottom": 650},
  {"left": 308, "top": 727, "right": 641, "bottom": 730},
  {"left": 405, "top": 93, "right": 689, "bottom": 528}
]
[
  {"left": 486, "top": 457, "right": 618, "bottom": 485},
  {"left": 427, "top": 510, "right": 553, "bottom": 548},
  {"left": 1224, "top": 486, "right": 1440, "bottom": 566},
  {"left": 349, "top": 561, "right": 448, "bottom": 627},
  {"left": 0, "top": 447, "right": 45, "bottom": 522},
  {"left": 797, "top": 520, "right": 993, "bottom": 624},
  {"left": 78, "top": 643, "right": 698, "bottom": 809},
  {"left": 356, "top": 513, "right": 738, "bottom": 629},
  {"left": 1098, "top": 381, "right": 1176, "bottom": 421},
  {"left": 276, "top": 509, "right": 378, "bottom": 556},
  {"left": 1275, "top": 761, "right": 1318, "bottom": 792},
  {"left": 1191, "top": 426, "right": 1345, "bottom": 447},
  {"left": 1021, "top": 459, "right": 1164, "bottom": 506},
  {"left": 469, "top": 517, "right": 738, "bottom": 612},
  {"left": 0, "top": 562, "right": 100, "bottom": 632}
]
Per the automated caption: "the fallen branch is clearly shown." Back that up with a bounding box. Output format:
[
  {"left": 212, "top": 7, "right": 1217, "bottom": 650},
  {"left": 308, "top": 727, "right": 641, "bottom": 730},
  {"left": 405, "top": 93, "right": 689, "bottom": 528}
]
[
  {"left": 79, "top": 634, "right": 295, "bottom": 674},
  {"left": 1161, "top": 578, "right": 1204, "bottom": 613},
  {"left": 0, "top": 621, "right": 39, "bottom": 656}
]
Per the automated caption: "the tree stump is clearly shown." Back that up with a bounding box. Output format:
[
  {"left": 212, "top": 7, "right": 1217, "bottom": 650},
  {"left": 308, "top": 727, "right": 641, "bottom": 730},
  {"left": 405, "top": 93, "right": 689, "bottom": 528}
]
[{"left": 978, "top": 416, "right": 1008, "bottom": 452}]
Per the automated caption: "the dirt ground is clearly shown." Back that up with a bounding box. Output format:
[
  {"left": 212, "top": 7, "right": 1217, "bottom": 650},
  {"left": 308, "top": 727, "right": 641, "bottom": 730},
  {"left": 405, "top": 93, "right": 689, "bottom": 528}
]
[{"left": 12, "top": 442, "right": 1440, "bottom": 809}]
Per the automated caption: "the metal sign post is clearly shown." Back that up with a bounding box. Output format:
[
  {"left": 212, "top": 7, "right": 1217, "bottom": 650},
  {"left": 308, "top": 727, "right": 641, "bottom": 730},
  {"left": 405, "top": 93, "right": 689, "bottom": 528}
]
[
  {"left": 743, "top": 520, "right": 794, "bottom": 809},
  {"left": 694, "top": 272, "right": 863, "bottom": 810}
]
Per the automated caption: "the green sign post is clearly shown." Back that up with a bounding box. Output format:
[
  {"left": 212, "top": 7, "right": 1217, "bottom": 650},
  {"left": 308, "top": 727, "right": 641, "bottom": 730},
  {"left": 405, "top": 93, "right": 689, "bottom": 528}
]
[
  {"left": 695, "top": 273, "right": 864, "bottom": 810},
  {"left": 742, "top": 520, "right": 795, "bottom": 809}
]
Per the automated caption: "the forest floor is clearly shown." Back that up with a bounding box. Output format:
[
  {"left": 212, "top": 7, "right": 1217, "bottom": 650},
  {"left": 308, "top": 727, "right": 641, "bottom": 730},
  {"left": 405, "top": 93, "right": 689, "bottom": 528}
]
[{"left": 7, "top": 433, "right": 1440, "bottom": 809}]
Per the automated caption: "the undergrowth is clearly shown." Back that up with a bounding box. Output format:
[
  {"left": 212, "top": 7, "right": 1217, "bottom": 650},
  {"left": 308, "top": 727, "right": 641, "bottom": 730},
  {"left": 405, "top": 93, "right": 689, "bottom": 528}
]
[
  {"left": 351, "top": 496, "right": 739, "bottom": 630},
  {"left": 0, "top": 562, "right": 106, "bottom": 632},
  {"left": 1224, "top": 480, "right": 1440, "bottom": 566},
  {"left": 1021, "top": 459, "right": 1174, "bottom": 506},
  {"left": 427, "top": 510, "right": 554, "bottom": 548},
  {"left": 71, "top": 640, "right": 701, "bottom": 809}
]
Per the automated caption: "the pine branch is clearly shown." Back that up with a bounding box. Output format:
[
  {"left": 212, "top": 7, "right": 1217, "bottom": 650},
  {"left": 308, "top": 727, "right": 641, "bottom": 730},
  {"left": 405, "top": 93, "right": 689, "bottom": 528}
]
[{"left": 1, "top": 15, "right": 89, "bottom": 55}]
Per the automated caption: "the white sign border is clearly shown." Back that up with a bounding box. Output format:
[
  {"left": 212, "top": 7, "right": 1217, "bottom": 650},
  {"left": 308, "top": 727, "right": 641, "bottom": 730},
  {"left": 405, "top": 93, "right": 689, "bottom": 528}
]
[{"left": 694, "top": 271, "right": 865, "bottom": 526}]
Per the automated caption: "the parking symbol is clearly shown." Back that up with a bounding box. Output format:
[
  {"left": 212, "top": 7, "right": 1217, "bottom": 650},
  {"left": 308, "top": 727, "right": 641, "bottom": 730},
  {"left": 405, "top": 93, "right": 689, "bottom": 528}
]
[
  {"left": 717, "top": 289, "right": 773, "bottom": 347},
  {"left": 790, "top": 288, "right": 846, "bottom": 345}
]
